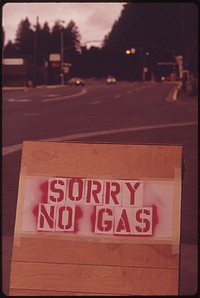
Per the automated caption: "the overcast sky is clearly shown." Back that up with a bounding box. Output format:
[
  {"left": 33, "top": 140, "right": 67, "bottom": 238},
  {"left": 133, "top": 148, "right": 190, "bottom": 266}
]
[{"left": 2, "top": 2, "right": 125, "bottom": 47}]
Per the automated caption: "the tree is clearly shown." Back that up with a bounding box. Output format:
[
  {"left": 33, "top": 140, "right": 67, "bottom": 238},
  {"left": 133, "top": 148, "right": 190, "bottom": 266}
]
[
  {"left": 102, "top": 3, "right": 198, "bottom": 79},
  {"left": 3, "top": 40, "right": 19, "bottom": 57},
  {"left": 103, "top": 3, "right": 185, "bottom": 53},
  {"left": 37, "top": 22, "right": 52, "bottom": 64},
  {"left": 64, "top": 20, "right": 81, "bottom": 52},
  {"left": 51, "top": 21, "right": 62, "bottom": 53},
  {"left": 15, "top": 17, "right": 35, "bottom": 60}
]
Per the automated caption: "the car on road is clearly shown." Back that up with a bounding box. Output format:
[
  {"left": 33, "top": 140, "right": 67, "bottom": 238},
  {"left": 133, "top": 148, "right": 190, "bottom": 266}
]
[
  {"left": 106, "top": 75, "right": 117, "bottom": 84},
  {"left": 67, "top": 77, "right": 85, "bottom": 86}
]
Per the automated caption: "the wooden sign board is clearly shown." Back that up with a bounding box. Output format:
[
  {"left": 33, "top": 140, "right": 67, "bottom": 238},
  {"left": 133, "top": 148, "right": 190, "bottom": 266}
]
[{"left": 9, "top": 141, "right": 182, "bottom": 296}]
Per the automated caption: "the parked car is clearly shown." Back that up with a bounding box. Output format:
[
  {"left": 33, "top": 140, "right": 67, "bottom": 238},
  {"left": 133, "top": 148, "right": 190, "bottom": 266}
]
[
  {"left": 106, "top": 75, "right": 117, "bottom": 84},
  {"left": 67, "top": 77, "right": 85, "bottom": 86}
]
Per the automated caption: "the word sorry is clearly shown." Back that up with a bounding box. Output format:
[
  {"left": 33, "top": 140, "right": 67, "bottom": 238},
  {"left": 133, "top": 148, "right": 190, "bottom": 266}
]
[{"left": 37, "top": 177, "right": 153, "bottom": 235}]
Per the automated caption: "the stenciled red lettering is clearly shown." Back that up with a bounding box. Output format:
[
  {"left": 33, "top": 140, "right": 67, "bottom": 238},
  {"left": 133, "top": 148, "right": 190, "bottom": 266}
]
[
  {"left": 57, "top": 206, "right": 73, "bottom": 230},
  {"left": 68, "top": 178, "right": 84, "bottom": 202},
  {"left": 97, "top": 208, "right": 113, "bottom": 232},
  {"left": 38, "top": 204, "right": 56, "bottom": 230},
  {"left": 105, "top": 182, "right": 121, "bottom": 205},
  {"left": 125, "top": 182, "right": 140, "bottom": 205},
  {"left": 115, "top": 209, "right": 131, "bottom": 233},
  {"left": 49, "top": 179, "right": 65, "bottom": 203},
  {"left": 135, "top": 209, "right": 151, "bottom": 233},
  {"left": 85, "top": 180, "right": 102, "bottom": 204}
]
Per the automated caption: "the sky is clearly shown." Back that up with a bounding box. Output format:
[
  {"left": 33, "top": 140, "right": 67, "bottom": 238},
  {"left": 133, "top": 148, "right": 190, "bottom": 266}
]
[{"left": 2, "top": 2, "right": 125, "bottom": 47}]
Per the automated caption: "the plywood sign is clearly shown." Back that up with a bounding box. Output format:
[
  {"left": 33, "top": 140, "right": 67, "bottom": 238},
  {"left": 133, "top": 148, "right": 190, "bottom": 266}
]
[{"left": 9, "top": 141, "right": 182, "bottom": 296}]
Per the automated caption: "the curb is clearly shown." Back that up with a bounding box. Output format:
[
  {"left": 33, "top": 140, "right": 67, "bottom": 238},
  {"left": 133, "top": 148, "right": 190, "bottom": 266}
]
[
  {"left": 172, "top": 83, "right": 182, "bottom": 101},
  {"left": 2, "top": 84, "right": 69, "bottom": 91},
  {"left": 165, "top": 82, "right": 182, "bottom": 103}
]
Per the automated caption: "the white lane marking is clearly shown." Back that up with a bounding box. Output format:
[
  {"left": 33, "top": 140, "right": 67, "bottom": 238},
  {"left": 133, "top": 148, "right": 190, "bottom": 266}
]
[
  {"left": 127, "top": 91, "right": 132, "bottom": 94},
  {"left": 115, "top": 94, "right": 121, "bottom": 98},
  {"left": 42, "top": 88, "right": 87, "bottom": 102},
  {"left": 46, "top": 93, "right": 60, "bottom": 97},
  {"left": 3, "top": 143, "right": 23, "bottom": 155},
  {"left": 8, "top": 98, "right": 31, "bottom": 102},
  {"left": 3, "top": 121, "right": 197, "bottom": 156},
  {"left": 89, "top": 100, "right": 102, "bottom": 105}
]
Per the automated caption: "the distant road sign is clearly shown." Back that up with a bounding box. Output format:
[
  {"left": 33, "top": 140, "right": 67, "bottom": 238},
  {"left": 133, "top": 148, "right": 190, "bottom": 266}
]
[
  {"left": 3, "top": 58, "right": 24, "bottom": 65},
  {"left": 49, "top": 53, "right": 61, "bottom": 62}
]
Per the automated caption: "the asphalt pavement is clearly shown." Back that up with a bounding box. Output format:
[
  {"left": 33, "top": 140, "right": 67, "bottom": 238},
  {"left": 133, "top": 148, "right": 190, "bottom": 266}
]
[
  {"left": 167, "top": 87, "right": 198, "bottom": 296},
  {"left": 2, "top": 81, "right": 198, "bottom": 296}
]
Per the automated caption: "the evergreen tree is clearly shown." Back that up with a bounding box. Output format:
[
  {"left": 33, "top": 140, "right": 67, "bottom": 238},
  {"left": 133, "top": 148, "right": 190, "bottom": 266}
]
[
  {"left": 37, "top": 22, "right": 51, "bottom": 64},
  {"left": 3, "top": 40, "right": 19, "bottom": 58},
  {"left": 103, "top": 3, "right": 198, "bottom": 77},
  {"left": 64, "top": 20, "right": 81, "bottom": 53},
  {"left": 51, "top": 21, "right": 62, "bottom": 53},
  {"left": 15, "top": 17, "right": 35, "bottom": 60}
]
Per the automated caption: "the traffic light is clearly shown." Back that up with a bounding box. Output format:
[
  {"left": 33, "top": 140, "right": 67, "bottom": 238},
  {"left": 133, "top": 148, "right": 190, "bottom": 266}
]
[
  {"left": 125, "top": 49, "right": 131, "bottom": 55},
  {"left": 125, "top": 48, "right": 136, "bottom": 55}
]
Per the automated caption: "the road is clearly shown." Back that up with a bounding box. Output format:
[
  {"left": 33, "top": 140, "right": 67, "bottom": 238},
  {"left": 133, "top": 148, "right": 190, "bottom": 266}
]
[
  {"left": 2, "top": 80, "right": 197, "bottom": 148},
  {"left": 2, "top": 80, "right": 198, "bottom": 295}
]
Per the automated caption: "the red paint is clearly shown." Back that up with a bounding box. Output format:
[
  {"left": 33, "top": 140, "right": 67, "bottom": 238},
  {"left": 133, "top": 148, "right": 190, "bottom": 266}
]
[
  {"left": 68, "top": 178, "right": 84, "bottom": 202},
  {"left": 125, "top": 181, "right": 140, "bottom": 205},
  {"left": 85, "top": 180, "right": 102, "bottom": 204},
  {"left": 105, "top": 181, "right": 121, "bottom": 205},
  {"left": 31, "top": 178, "right": 159, "bottom": 237},
  {"left": 49, "top": 179, "right": 65, "bottom": 203},
  {"left": 151, "top": 204, "right": 159, "bottom": 235},
  {"left": 96, "top": 208, "right": 113, "bottom": 232},
  {"left": 90, "top": 206, "right": 97, "bottom": 233},
  {"left": 57, "top": 205, "right": 73, "bottom": 230},
  {"left": 132, "top": 204, "right": 158, "bottom": 237},
  {"left": 115, "top": 209, "right": 131, "bottom": 233},
  {"left": 38, "top": 204, "right": 56, "bottom": 230},
  {"left": 135, "top": 209, "right": 151, "bottom": 233},
  {"left": 73, "top": 205, "right": 83, "bottom": 233},
  {"left": 32, "top": 180, "right": 48, "bottom": 223}
]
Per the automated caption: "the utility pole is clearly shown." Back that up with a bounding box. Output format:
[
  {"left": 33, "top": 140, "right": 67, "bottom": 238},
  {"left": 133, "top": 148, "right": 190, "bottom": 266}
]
[
  {"left": 33, "top": 16, "right": 39, "bottom": 87},
  {"left": 59, "top": 21, "right": 66, "bottom": 85},
  {"left": 60, "top": 28, "right": 64, "bottom": 85},
  {"left": 139, "top": 47, "right": 145, "bottom": 81}
]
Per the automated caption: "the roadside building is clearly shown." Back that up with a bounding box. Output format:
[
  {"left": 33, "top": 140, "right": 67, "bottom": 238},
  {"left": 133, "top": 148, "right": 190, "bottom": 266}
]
[{"left": 2, "top": 58, "right": 29, "bottom": 87}]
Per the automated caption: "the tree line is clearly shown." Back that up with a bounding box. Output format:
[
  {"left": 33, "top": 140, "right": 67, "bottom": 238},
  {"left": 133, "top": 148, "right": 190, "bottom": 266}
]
[{"left": 2, "top": 3, "right": 198, "bottom": 83}]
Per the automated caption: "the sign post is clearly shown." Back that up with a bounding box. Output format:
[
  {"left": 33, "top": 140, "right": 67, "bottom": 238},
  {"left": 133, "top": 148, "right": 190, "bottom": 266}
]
[{"left": 9, "top": 141, "right": 182, "bottom": 295}]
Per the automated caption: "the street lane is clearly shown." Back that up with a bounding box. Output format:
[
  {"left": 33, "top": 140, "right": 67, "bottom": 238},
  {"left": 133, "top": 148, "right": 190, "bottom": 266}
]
[{"left": 2, "top": 81, "right": 197, "bottom": 149}]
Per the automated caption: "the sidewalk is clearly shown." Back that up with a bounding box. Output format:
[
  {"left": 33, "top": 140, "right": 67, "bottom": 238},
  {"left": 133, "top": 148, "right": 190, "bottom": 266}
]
[
  {"left": 177, "top": 87, "right": 198, "bottom": 295},
  {"left": 176, "top": 79, "right": 198, "bottom": 103},
  {"left": 177, "top": 91, "right": 198, "bottom": 103},
  {"left": 169, "top": 82, "right": 198, "bottom": 104}
]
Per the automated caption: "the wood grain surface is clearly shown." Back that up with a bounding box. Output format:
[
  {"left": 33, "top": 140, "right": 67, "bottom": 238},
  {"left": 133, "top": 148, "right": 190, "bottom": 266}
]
[{"left": 9, "top": 141, "right": 182, "bottom": 295}]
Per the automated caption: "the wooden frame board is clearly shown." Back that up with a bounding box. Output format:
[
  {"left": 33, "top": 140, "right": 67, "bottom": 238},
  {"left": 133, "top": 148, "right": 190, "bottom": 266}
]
[{"left": 9, "top": 141, "right": 182, "bottom": 296}]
